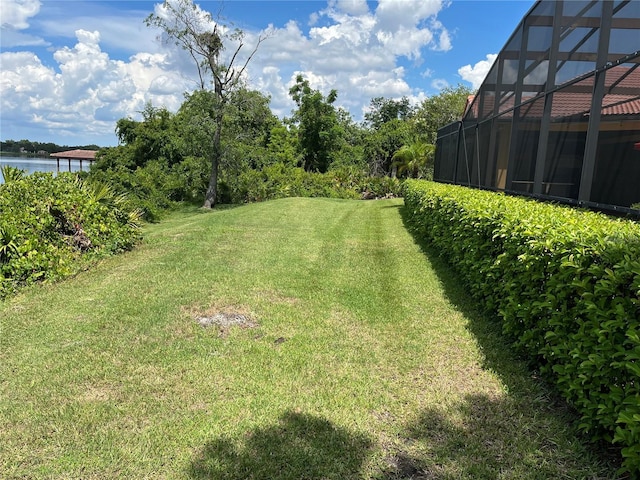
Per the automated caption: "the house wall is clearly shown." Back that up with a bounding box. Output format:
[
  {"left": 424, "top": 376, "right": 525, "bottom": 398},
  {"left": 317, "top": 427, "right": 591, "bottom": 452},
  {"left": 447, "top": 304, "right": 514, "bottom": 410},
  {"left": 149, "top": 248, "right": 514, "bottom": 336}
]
[{"left": 434, "top": 0, "right": 640, "bottom": 211}]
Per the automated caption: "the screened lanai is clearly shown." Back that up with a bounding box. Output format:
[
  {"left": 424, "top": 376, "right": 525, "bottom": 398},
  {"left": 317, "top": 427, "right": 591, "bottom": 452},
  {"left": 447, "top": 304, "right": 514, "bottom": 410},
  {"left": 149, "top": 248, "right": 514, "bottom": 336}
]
[{"left": 434, "top": 0, "right": 640, "bottom": 212}]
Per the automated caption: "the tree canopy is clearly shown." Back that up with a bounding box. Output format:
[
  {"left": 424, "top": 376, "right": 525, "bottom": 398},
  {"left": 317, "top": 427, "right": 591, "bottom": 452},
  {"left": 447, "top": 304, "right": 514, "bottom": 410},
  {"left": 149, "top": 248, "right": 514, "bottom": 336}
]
[
  {"left": 79, "top": 14, "right": 475, "bottom": 215},
  {"left": 288, "top": 75, "right": 344, "bottom": 173},
  {"left": 412, "top": 84, "right": 472, "bottom": 144},
  {"left": 145, "top": 0, "right": 268, "bottom": 208}
]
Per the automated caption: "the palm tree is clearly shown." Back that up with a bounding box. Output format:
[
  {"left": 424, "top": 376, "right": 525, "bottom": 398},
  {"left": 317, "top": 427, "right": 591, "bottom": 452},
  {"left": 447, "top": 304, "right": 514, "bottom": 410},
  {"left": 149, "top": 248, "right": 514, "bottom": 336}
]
[
  {"left": 0, "top": 165, "right": 25, "bottom": 183},
  {"left": 391, "top": 139, "right": 435, "bottom": 179}
]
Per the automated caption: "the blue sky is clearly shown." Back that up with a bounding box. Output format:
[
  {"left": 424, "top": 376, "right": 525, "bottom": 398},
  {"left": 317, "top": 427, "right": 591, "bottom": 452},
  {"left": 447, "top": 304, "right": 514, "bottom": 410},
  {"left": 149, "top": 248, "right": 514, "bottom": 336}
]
[{"left": 0, "top": 0, "right": 534, "bottom": 146}]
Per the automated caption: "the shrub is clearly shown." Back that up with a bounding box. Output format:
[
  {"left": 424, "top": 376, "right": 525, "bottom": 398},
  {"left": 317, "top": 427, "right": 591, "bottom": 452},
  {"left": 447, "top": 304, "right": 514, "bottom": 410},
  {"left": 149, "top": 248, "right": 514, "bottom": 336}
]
[
  {"left": 227, "top": 163, "right": 401, "bottom": 203},
  {"left": 402, "top": 180, "right": 640, "bottom": 474},
  {"left": 87, "top": 161, "right": 178, "bottom": 222},
  {"left": 360, "top": 175, "right": 402, "bottom": 199},
  {"left": 0, "top": 172, "right": 141, "bottom": 299}
]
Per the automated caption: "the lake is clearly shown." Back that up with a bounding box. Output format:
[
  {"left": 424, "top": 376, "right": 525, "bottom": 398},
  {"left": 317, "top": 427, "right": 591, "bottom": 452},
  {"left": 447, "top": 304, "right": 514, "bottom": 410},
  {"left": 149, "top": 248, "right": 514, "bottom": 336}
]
[{"left": 0, "top": 156, "right": 87, "bottom": 184}]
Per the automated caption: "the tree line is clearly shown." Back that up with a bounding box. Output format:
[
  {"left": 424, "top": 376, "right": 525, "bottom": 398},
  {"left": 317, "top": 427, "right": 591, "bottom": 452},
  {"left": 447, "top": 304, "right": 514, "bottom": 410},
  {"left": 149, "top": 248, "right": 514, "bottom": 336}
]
[
  {"left": 86, "top": 78, "right": 469, "bottom": 216},
  {"left": 0, "top": 140, "right": 101, "bottom": 156},
  {"left": 6, "top": 0, "right": 472, "bottom": 219}
]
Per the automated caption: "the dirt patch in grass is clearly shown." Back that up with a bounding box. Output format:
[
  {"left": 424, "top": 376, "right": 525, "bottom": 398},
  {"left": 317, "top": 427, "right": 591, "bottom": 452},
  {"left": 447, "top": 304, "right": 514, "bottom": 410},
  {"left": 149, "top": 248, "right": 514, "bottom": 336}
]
[
  {"left": 184, "top": 304, "right": 259, "bottom": 336},
  {"left": 197, "top": 311, "right": 257, "bottom": 329},
  {"left": 383, "top": 453, "right": 430, "bottom": 479}
]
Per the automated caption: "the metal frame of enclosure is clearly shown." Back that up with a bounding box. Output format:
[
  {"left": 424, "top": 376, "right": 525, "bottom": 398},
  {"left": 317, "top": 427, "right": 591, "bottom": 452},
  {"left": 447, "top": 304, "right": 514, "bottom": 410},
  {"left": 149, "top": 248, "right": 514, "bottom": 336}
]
[{"left": 434, "top": 0, "right": 640, "bottom": 212}]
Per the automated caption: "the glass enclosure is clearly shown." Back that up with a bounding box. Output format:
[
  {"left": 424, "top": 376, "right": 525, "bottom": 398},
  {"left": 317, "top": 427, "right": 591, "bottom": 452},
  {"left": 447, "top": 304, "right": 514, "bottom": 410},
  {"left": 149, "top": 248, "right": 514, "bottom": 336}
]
[{"left": 434, "top": 0, "right": 640, "bottom": 212}]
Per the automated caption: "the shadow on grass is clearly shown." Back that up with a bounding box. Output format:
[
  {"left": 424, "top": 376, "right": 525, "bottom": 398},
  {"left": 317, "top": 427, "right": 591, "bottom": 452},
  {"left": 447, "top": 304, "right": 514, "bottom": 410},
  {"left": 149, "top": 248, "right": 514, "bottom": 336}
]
[
  {"left": 397, "top": 205, "right": 553, "bottom": 393},
  {"left": 188, "top": 410, "right": 374, "bottom": 480},
  {"left": 382, "top": 393, "right": 619, "bottom": 479},
  {"left": 396, "top": 205, "right": 621, "bottom": 477}
]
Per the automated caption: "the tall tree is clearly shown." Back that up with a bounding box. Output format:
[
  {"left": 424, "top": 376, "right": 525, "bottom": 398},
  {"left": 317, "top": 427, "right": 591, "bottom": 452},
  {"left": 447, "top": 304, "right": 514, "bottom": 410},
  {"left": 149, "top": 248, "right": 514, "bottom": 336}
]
[
  {"left": 145, "top": 0, "right": 267, "bottom": 208},
  {"left": 221, "top": 88, "right": 278, "bottom": 177},
  {"left": 289, "top": 75, "right": 343, "bottom": 173},
  {"left": 266, "top": 125, "right": 299, "bottom": 168},
  {"left": 362, "top": 119, "right": 412, "bottom": 176},
  {"left": 364, "top": 96, "right": 412, "bottom": 130},
  {"left": 114, "top": 103, "right": 181, "bottom": 170},
  {"left": 412, "top": 85, "right": 473, "bottom": 144}
]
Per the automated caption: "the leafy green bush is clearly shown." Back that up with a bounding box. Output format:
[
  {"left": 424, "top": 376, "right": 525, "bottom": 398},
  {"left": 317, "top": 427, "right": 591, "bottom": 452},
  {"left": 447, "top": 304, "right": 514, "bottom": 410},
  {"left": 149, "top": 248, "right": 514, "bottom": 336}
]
[
  {"left": 0, "top": 172, "right": 141, "bottom": 299},
  {"left": 227, "top": 163, "right": 400, "bottom": 203},
  {"left": 88, "top": 161, "right": 176, "bottom": 222},
  {"left": 402, "top": 180, "right": 640, "bottom": 474},
  {"left": 360, "top": 175, "right": 402, "bottom": 199}
]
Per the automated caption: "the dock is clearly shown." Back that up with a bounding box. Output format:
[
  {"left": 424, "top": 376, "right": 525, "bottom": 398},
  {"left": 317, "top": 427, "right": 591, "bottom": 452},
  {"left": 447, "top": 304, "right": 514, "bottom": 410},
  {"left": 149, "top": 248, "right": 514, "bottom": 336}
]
[{"left": 50, "top": 149, "right": 97, "bottom": 172}]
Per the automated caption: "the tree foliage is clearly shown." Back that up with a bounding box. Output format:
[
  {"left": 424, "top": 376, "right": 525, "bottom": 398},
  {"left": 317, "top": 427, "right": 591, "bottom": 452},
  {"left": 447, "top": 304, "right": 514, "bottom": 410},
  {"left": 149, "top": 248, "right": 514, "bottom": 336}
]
[
  {"left": 391, "top": 139, "right": 434, "bottom": 179},
  {"left": 113, "top": 103, "right": 182, "bottom": 170},
  {"left": 364, "top": 96, "right": 413, "bottom": 130},
  {"left": 289, "top": 75, "right": 344, "bottom": 173},
  {"left": 362, "top": 119, "right": 412, "bottom": 177},
  {"left": 145, "top": 0, "right": 267, "bottom": 208},
  {"left": 412, "top": 84, "right": 473, "bottom": 144}
]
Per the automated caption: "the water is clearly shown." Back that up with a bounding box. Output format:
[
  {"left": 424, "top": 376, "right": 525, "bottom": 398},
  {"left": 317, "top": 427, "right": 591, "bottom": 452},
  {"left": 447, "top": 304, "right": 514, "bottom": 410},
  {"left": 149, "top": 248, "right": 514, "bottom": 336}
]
[{"left": 0, "top": 156, "right": 88, "bottom": 184}]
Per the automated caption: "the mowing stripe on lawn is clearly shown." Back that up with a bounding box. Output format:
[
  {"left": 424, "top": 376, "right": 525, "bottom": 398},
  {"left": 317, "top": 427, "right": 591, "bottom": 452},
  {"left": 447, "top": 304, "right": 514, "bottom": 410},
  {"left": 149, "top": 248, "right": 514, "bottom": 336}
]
[{"left": 1, "top": 198, "right": 617, "bottom": 478}]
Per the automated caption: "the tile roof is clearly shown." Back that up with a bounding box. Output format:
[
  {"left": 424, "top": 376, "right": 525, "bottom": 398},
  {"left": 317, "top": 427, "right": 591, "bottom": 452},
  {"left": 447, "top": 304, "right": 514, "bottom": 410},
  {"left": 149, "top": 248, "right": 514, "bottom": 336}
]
[
  {"left": 463, "top": 65, "right": 640, "bottom": 121},
  {"left": 50, "top": 149, "right": 97, "bottom": 160}
]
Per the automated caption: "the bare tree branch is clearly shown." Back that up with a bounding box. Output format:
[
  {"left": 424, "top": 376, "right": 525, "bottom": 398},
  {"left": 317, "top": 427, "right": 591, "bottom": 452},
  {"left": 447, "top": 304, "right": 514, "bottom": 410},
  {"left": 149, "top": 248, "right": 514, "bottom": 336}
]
[{"left": 145, "top": 0, "right": 271, "bottom": 208}]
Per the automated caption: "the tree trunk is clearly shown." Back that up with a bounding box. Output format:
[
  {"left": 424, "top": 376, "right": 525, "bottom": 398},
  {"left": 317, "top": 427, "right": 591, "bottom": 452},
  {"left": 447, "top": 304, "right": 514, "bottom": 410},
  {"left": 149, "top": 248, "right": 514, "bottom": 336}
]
[
  {"left": 202, "top": 117, "right": 223, "bottom": 209},
  {"left": 202, "top": 156, "right": 218, "bottom": 208}
]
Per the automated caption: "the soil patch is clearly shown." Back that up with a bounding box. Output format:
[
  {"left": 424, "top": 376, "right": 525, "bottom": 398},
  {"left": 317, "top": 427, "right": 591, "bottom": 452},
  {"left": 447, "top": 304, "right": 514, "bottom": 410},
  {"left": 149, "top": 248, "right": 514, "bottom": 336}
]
[{"left": 193, "top": 307, "right": 259, "bottom": 336}]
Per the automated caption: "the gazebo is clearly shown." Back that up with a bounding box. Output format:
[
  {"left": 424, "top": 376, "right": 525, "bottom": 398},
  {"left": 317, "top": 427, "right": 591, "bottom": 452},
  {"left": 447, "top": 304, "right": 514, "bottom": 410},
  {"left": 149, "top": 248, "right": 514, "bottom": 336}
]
[{"left": 50, "top": 149, "right": 97, "bottom": 172}]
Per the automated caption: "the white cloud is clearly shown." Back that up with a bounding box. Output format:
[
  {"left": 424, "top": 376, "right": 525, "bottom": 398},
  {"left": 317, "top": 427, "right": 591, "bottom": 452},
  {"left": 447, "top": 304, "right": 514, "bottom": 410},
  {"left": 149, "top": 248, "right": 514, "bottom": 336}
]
[
  {"left": 431, "top": 78, "right": 449, "bottom": 90},
  {"left": 0, "top": 28, "right": 47, "bottom": 48},
  {"left": 0, "top": 28, "right": 188, "bottom": 144},
  {"left": 1, "top": 0, "right": 458, "bottom": 145},
  {"left": 38, "top": 13, "right": 159, "bottom": 58},
  {"left": 241, "top": 0, "right": 453, "bottom": 119},
  {"left": 432, "top": 20, "right": 452, "bottom": 51},
  {"left": 458, "top": 53, "right": 498, "bottom": 90},
  {"left": 375, "top": 0, "right": 443, "bottom": 31},
  {"left": 310, "top": 12, "right": 376, "bottom": 47},
  {"left": 422, "top": 68, "right": 434, "bottom": 78},
  {"left": 1, "top": 0, "right": 41, "bottom": 29},
  {"left": 334, "top": 0, "right": 370, "bottom": 16},
  {"left": 0, "top": 0, "right": 47, "bottom": 49}
]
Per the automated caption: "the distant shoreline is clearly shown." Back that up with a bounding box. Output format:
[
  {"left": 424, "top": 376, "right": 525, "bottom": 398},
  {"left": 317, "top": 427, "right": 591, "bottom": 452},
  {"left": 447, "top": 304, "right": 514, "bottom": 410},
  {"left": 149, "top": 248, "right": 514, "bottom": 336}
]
[
  {"left": 0, "top": 151, "right": 51, "bottom": 158},
  {"left": 0, "top": 156, "right": 87, "bottom": 183}
]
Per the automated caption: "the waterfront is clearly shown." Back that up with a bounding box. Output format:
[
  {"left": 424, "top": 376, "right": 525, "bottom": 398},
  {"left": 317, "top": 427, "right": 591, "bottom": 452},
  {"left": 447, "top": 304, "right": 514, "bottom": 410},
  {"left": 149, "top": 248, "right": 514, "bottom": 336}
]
[{"left": 0, "top": 156, "right": 86, "bottom": 184}]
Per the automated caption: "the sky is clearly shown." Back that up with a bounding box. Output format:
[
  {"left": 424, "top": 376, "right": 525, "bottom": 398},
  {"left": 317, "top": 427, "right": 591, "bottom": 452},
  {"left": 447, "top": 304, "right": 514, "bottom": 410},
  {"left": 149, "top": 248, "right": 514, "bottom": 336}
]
[{"left": 0, "top": 0, "right": 534, "bottom": 147}]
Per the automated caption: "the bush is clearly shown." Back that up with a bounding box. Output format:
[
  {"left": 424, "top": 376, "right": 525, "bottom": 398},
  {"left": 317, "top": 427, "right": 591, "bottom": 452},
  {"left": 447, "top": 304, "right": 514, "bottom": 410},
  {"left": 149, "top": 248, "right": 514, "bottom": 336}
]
[
  {"left": 360, "top": 175, "right": 402, "bottom": 199},
  {"left": 227, "top": 163, "right": 401, "bottom": 203},
  {"left": 88, "top": 161, "right": 179, "bottom": 222},
  {"left": 0, "top": 172, "right": 141, "bottom": 299},
  {"left": 402, "top": 180, "right": 640, "bottom": 474}
]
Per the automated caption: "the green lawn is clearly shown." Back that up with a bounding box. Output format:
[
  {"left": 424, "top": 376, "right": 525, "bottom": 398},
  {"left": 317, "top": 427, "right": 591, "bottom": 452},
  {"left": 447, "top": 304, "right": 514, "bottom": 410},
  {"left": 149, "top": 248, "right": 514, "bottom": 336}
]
[{"left": 0, "top": 198, "right": 617, "bottom": 478}]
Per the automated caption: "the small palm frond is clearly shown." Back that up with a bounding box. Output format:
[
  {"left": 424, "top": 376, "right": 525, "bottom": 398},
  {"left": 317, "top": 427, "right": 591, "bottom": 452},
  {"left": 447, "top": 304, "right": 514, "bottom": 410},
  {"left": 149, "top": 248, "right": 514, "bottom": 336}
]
[
  {"left": 391, "top": 140, "right": 435, "bottom": 178},
  {"left": 82, "top": 179, "right": 128, "bottom": 207},
  {"left": 0, "top": 225, "right": 18, "bottom": 264},
  {"left": 0, "top": 165, "right": 26, "bottom": 184}
]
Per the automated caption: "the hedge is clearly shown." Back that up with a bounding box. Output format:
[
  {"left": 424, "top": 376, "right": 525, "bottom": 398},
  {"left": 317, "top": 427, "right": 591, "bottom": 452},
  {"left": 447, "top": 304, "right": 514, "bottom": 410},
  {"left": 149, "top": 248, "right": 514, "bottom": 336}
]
[
  {"left": 402, "top": 179, "right": 640, "bottom": 473},
  {"left": 0, "top": 172, "right": 141, "bottom": 299},
  {"left": 227, "top": 164, "right": 401, "bottom": 204}
]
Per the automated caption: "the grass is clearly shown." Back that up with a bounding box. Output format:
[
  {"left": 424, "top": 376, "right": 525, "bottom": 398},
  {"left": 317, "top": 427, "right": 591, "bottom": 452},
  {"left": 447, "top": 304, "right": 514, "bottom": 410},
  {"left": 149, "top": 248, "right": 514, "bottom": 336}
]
[{"left": 0, "top": 197, "right": 619, "bottom": 478}]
